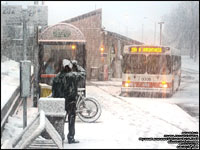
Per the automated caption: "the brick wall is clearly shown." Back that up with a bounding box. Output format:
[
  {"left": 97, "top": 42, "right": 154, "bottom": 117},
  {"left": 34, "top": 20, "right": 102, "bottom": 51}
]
[
  {"left": 62, "top": 9, "right": 102, "bottom": 79},
  {"left": 102, "top": 31, "right": 143, "bottom": 78},
  {"left": 62, "top": 9, "right": 143, "bottom": 80}
]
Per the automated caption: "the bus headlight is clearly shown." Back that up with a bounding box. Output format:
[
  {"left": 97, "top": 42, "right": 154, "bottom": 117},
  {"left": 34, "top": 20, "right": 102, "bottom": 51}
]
[
  {"left": 160, "top": 81, "right": 168, "bottom": 88},
  {"left": 125, "top": 82, "right": 129, "bottom": 87},
  {"left": 123, "top": 80, "right": 131, "bottom": 87}
]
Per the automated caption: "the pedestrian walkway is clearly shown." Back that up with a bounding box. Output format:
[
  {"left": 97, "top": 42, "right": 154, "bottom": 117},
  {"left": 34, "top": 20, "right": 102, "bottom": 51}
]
[
  {"left": 13, "top": 97, "right": 38, "bottom": 124},
  {"left": 87, "top": 78, "right": 122, "bottom": 87}
]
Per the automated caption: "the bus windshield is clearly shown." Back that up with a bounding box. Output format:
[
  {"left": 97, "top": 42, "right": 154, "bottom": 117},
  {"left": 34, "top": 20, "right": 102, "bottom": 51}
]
[
  {"left": 122, "top": 54, "right": 171, "bottom": 74},
  {"left": 122, "top": 54, "right": 146, "bottom": 74},
  {"left": 147, "top": 55, "right": 171, "bottom": 74}
]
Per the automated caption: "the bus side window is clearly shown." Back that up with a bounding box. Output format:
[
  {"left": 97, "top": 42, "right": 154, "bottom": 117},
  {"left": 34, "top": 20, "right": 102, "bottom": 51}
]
[
  {"left": 178, "top": 56, "right": 181, "bottom": 69},
  {"left": 172, "top": 55, "right": 175, "bottom": 71},
  {"left": 173, "top": 56, "right": 179, "bottom": 71}
]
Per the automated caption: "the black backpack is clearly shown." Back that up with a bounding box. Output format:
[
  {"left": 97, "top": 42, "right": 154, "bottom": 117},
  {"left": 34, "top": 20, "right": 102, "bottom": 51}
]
[{"left": 52, "top": 72, "right": 77, "bottom": 100}]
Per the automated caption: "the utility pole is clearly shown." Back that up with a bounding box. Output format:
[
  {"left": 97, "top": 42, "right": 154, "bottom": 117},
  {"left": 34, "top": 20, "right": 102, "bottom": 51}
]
[
  {"left": 158, "top": 22, "right": 164, "bottom": 45},
  {"left": 124, "top": 14, "right": 129, "bottom": 38},
  {"left": 154, "top": 22, "right": 156, "bottom": 45},
  {"left": 143, "top": 17, "right": 157, "bottom": 45},
  {"left": 22, "top": 9, "right": 28, "bottom": 60},
  {"left": 22, "top": 8, "right": 29, "bottom": 128},
  {"left": 141, "top": 24, "right": 144, "bottom": 43},
  {"left": 33, "top": 26, "right": 39, "bottom": 107}
]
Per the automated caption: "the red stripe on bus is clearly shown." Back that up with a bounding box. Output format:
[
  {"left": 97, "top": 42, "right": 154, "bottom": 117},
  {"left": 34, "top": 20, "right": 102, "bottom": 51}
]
[
  {"left": 41, "top": 74, "right": 57, "bottom": 78},
  {"left": 122, "top": 81, "right": 172, "bottom": 88}
]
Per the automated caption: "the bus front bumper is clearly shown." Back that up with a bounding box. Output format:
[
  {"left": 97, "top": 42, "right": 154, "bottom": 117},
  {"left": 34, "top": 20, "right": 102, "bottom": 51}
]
[{"left": 121, "top": 87, "right": 172, "bottom": 94}]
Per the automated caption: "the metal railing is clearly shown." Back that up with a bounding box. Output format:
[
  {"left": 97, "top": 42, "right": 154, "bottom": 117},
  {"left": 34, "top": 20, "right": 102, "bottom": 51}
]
[
  {"left": 1, "top": 75, "right": 34, "bottom": 136},
  {"left": 2, "top": 110, "right": 63, "bottom": 149}
]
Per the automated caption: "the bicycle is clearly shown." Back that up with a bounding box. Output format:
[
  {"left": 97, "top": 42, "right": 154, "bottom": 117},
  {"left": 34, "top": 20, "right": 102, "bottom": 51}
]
[
  {"left": 65, "top": 88, "right": 102, "bottom": 123},
  {"left": 45, "top": 84, "right": 102, "bottom": 123}
]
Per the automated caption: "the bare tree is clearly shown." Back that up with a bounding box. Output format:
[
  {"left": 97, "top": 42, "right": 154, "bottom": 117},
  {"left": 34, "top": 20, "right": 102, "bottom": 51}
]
[{"left": 162, "top": 1, "right": 199, "bottom": 62}]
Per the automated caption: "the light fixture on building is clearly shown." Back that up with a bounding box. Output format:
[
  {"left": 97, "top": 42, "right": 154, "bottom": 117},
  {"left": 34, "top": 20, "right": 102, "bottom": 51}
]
[
  {"left": 72, "top": 44, "right": 76, "bottom": 50},
  {"left": 100, "top": 46, "right": 104, "bottom": 54}
]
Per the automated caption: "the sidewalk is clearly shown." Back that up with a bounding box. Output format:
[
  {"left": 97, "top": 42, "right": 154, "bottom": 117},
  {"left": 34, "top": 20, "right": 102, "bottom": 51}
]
[
  {"left": 1, "top": 97, "right": 38, "bottom": 145},
  {"left": 87, "top": 78, "right": 122, "bottom": 87},
  {"left": 13, "top": 97, "right": 38, "bottom": 124}
]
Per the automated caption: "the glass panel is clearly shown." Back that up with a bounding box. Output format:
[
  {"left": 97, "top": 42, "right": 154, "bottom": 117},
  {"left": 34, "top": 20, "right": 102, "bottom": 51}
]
[
  {"left": 122, "top": 54, "right": 171, "bottom": 75},
  {"left": 147, "top": 55, "right": 171, "bottom": 74},
  {"left": 122, "top": 54, "right": 146, "bottom": 74}
]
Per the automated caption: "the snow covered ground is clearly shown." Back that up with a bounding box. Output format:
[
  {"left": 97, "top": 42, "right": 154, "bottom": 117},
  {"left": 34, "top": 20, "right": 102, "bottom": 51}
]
[
  {"left": 1, "top": 56, "right": 34, "bottom": 109},
  {"left": 65, "top": 85, "right": 197, "bottom": 149},
  {"left": 181, "top": 55, "right": 199, "bottom": 71},
  {"left": 1, "top": 56, "right": 199, "bottom": 149},
  {"left": 1, "top": 56, "right": 20, "bottom": 109},
  {"left": 63, "top": 56, "right": 199, "bottom": 149},
  {"left": 65, "top": 86, "right": 198, "bottom": 148}
]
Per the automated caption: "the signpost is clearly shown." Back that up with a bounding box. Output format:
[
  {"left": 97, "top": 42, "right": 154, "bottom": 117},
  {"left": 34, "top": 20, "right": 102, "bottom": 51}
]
[
  {"left": 26, "top": 5, "right": 48, "bottom": 26},
  {"left": 1, "top": 5, "right": 48, "bottom": 26},
  {"left": 20, "top": 61, "right": 31, "bottom": 128},
  {"left": 1, "top": 5, "right": 22, "bottom": 26},
  {"left": 158, "top": 22, "right": 164, "bottom": 45}
]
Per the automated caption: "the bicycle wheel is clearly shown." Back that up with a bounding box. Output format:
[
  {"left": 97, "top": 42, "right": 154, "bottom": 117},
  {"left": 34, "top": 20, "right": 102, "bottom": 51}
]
[{"left": 77, "top": 97, "right": 101, "bottom": 123}]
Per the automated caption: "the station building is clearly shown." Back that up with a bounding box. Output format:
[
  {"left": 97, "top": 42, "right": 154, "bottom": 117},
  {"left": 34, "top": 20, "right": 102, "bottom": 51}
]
[
  {"left": 61, "top": 9, "right": 143, "bottom": 80},
  {"left": 1, "top": 1, "right": 48, "bottom": 62},
  {"left": 1, "top": 3, "right": 142, "bottom": 81}
]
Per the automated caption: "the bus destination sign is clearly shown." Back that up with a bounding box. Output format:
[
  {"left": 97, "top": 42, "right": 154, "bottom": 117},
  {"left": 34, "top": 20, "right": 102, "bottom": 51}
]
[{"left": 130, "top": 47, "right": 162, "bottom": 53}]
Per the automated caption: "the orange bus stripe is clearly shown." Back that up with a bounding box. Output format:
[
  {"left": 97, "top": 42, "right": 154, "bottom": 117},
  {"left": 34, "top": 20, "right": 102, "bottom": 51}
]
[
  {"left": 122, "top": 81, "right": 172, "bottom": 88},
  {"left": 41, "top": 74, "right": 57, "bottom": 78}
]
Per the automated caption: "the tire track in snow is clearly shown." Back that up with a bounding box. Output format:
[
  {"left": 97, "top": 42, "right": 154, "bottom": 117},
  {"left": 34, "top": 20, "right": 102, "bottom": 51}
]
[{"left": 89, "top": 85, "right": 197, "bottom": 133}]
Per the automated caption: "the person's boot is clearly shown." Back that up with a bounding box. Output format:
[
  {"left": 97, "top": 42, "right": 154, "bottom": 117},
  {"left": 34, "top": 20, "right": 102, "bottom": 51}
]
[{"left": 68, "top": 138, "right": 80, "bottom": 144}]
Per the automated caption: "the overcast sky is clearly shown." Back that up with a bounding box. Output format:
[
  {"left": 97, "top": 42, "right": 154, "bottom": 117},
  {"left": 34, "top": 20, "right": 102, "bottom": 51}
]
[
  {"left": 3, "top": 1, "right": 181, "bottom": 44},
  {"left": 45, "top": 1, "right": 180, "bottom": 44}
]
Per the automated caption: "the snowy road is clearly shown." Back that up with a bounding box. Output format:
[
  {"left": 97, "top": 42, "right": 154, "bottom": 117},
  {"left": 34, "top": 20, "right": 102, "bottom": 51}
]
[
  {"left": 64, "top": 56, "right": 199, "bottom": 149},
  {"left": 175, "top": 67, "right": 199, "bottom": 122},
  {"left": 64, "top": 82, "right": 198, "bottom": 148}
]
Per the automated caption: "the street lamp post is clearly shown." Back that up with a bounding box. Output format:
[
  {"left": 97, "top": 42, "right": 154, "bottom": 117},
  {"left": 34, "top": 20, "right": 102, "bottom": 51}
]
[
  {"left": 143, "top": 17, "right": 157, "bottom": 45},
  {"left": 22, "top": 9, "right": 28, "bottom": 60},
  {"left": 158, "top": 22, "right": 164, "bottom": 45},
  {"left": 154, "top": 22, "right": 156, "bottom": 45},
  {"left": 142, "top": 17, "right": 148, "bottom": 43},
  {"left": 141, "top": 24, "right": 144, "bottom": 43},
  {"left": 124, "top": 14, "right": 129, "bottom": 37},
  {"left": 22, "top": 8, "right": 29, "bottom": 128}
]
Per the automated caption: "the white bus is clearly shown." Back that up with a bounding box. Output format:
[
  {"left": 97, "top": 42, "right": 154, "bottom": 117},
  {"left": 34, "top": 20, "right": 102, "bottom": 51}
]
[{"left": 121, "top": 45, "right": 181, "bottom": 97}]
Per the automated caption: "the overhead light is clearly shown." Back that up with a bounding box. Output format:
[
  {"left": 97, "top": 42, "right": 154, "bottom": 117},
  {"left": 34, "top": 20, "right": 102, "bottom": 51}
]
[{"left": 72, "top": 44, "right": 76, "bottom": 50}]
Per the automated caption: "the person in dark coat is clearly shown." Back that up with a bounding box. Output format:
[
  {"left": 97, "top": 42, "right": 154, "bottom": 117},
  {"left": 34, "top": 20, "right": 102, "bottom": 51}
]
[{"left": 52, "top": 59, "right": 85, "bottom": 144}]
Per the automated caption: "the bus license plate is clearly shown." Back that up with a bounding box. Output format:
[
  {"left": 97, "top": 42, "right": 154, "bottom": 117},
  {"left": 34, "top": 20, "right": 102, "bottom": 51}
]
[{"left": 143, "top": 83, "right": 149, "bottom": 87}]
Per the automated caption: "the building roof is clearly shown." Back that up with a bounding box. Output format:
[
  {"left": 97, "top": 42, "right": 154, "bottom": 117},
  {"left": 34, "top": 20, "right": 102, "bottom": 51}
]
[
  {"left": 38, "top": 23, "right": 86, "bottom": 44},
  {"left": 61, "top": 8, "right": 142, "bottom": 44},
  {"left": 105, "top": 30, "right": 143, "bottom": 45},
  {"left": 62, "top": 8, "right": 102, "bottom": 23}
]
